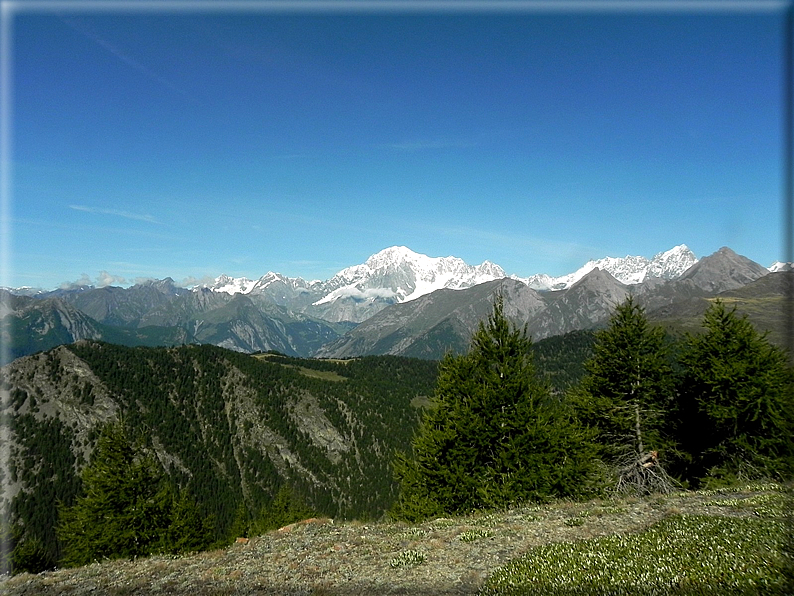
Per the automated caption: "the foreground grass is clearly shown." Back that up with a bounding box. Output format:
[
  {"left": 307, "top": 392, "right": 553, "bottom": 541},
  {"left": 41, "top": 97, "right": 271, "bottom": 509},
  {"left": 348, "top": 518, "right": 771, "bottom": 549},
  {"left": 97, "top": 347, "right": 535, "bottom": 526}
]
[
  {"left": 3, "top": 483, "right": 790, "bottom": 595},
  {"left": 479, "top": 485, "right": 791, "bottom": 596}
]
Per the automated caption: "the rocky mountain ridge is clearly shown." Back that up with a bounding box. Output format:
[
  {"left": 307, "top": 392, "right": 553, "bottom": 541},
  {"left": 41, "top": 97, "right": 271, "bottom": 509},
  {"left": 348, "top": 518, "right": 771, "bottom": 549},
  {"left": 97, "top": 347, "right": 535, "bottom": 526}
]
[
  {"left": 2, "top": 245, "right": 785, "bottom": 363},
  {"left": 316, "top": 247, "right": 785, "bottom": 359}
]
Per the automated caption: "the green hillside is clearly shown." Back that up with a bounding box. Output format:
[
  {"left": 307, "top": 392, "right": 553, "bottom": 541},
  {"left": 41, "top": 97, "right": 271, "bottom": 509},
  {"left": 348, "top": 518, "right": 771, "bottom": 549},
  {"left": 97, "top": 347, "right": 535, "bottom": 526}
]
[
  {"left": 2, "top": 342, "right": 438, "bottom": 568},
  {"left": 1, "top": 328, "right": 602, "bottom": 571}
]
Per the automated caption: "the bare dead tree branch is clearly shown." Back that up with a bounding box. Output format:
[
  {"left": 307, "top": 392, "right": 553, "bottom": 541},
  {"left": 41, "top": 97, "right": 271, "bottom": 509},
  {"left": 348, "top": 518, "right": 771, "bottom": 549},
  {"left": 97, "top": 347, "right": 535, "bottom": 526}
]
[{"left": 614, "top": 449, "right": 678, "bottom": 496}]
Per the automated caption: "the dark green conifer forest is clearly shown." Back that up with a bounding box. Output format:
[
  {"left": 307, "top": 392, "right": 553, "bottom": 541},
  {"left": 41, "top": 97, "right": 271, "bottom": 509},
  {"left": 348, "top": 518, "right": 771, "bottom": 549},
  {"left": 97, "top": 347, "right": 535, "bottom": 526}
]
[
  {"left": 2, "top": 295, "right": 791, "bottom": 572},
  {"left": 2, "top": 345, "right": 439, "bottom": 573},
  {"left": 57, "top": 420, "right": 213, "bottom": 568}
]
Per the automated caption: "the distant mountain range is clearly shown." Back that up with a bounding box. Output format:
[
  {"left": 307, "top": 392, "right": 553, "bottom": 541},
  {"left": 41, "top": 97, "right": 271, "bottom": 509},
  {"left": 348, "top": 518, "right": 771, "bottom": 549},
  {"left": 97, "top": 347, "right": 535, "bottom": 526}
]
[
  {"left": 514, "top": 244, "right": 698, "bottom": 289},
  {"left": 315, "top": 247, "right": 784, "bottom": 359},
  {"left": 192, "top": 246, "right": 508, "bottom": 324},
  {"left": 2, "top": 245, "right": 790, "bottom": 363},
  {"left": 181, "top": 244, "right": 699, "bottom": 312}
]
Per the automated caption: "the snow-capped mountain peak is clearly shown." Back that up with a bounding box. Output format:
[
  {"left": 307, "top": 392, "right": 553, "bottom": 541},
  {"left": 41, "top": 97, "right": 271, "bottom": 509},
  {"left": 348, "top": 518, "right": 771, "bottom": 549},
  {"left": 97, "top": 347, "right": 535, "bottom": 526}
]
[
  {"left": 364, "top": 245, "right": 425, "bottom": 269},
  {"left": 514, "top": 244, "right": 697, "bottom": 291},
  {"left": 313, "top": 246, "right": 506, "bottom": 305},
  {"left": 197, "top": 274, "right": 258, "bottom": 295},
  {"left": 769, "top": 261, "right": 793, "bottom": 272},
  {"left": 647, "top": 244, "right": 699, "bottom": 279},
  {"left": 196, "top": 245, "right": 699, "bottom": 305}
]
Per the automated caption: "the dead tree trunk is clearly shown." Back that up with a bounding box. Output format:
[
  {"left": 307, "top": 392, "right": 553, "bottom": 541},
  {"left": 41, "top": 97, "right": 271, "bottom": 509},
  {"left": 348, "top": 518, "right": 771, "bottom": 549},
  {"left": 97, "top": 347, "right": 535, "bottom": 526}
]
[{"left": 614, "top": 403, "right": 677, "bottom": 496}]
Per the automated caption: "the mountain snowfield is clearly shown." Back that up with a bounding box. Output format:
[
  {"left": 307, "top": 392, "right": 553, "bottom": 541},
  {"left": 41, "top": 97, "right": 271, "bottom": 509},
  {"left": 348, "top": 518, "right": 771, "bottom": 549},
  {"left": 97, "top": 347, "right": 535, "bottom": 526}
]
[
  {"left": 515, "top": 245, "right": 698, "bottom": 290},
  {"left": 198, "top": 244, "right": 699, "bottom": 306},
  {"left": 206, "top": 271, "right": 322, "bottom": 301},
  {"left": 313, "top": 246, "right": 506, "bottom": 305}
]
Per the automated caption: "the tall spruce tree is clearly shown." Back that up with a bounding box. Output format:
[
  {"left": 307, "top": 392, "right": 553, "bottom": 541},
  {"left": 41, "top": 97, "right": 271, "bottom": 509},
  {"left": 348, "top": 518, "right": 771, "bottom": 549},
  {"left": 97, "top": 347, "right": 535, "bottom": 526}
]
[
  {"left": 58, "top": 420, "right": 172, "bottom": 567},
  {"left": 57, "top": 420, "right": 213, "bottom": 567},
  {"left": 392, "top": 294, "right": 599, "bottom": 523},
  {"left": 572, "top": 296, "right": 677, "bottom": 493},
  {"left": 676, "top": 300, "right": 793, "bottom": 485}
]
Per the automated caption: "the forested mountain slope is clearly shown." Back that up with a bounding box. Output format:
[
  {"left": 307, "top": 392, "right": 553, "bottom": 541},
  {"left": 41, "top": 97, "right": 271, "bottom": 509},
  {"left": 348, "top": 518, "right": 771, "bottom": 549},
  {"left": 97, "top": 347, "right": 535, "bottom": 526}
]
[
  {"left": 0, "top": 330, "right": 598, "bottom": 570},
  {"left": 1, "top": 342, "right": 438, "bottom": 566}
]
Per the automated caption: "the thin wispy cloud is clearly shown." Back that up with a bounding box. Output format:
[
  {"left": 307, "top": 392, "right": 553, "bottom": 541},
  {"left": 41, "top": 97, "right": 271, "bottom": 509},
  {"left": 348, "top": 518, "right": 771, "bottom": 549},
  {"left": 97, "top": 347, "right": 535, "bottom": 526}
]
[
  {"left": 58, "top": 271, "right": 128, "bottom": 289},
  {"left": 59, "top": 16, "right": 193, "bottom": 100},
  {"left": 59, "top": 274, "right": 93, "bottom": 290},
  {"left": 96, "top": 270, "right": 127, "bottom": 287},
  {"left": 69, "top": 204, "right": 161, "bottom": 224},
  {"left": 181, "top": 275, "right": 216, "bottom": 287}
]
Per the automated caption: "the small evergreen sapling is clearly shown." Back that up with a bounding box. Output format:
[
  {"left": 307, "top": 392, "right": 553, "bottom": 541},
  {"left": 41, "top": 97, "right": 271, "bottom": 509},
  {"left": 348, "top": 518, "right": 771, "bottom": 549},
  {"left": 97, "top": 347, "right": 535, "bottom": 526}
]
[{"left": 162, "top": 487, "right": 215, "bottom": 555}]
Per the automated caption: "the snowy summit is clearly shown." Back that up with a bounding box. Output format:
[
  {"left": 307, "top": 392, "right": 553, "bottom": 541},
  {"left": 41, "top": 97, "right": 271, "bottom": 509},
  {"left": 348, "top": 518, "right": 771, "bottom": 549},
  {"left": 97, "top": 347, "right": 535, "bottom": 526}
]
[
  {"left": 193, "top": 245, "right": 701, "bottom": 312},
  {"left": 515, "top": 245, "right": 698, "bottom": 291},
  {"left": 10, "top": 244, "right": 717, "bottom": 327},
  {"left": 314, "top": 246, "right": 506, "bottom": 305}
]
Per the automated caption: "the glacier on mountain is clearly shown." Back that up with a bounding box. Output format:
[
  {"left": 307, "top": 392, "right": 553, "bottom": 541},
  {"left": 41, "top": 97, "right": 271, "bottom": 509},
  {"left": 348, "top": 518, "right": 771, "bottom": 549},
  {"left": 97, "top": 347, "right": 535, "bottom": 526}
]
[
  {"left": 313, "top": 246, "right": 505, "bottom": 305},
  {"left": 192, "top": 245, "right": 699, "bottom": 311},
  {"left": 203, "top": 274, "right": 258, "bottom": 295},
  {"left": 515, "top": 245, "right": 697, "bottom": 291},
  {"left": 769, "top": 261, "right": 793, "bottom": 272}
]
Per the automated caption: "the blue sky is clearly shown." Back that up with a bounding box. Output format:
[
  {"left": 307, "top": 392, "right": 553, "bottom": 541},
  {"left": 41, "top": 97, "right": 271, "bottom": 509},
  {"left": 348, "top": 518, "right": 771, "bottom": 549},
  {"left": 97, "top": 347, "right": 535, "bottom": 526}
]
[{"left": 4, "top": 1, "right": 789, "bottom": 289}]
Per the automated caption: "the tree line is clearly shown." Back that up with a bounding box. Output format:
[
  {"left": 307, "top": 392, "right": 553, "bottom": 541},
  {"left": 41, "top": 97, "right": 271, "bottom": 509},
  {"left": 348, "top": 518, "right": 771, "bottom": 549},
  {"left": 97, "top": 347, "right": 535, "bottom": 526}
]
[{"left": 391, "top": 295, "right": 792, "bottom": 522}]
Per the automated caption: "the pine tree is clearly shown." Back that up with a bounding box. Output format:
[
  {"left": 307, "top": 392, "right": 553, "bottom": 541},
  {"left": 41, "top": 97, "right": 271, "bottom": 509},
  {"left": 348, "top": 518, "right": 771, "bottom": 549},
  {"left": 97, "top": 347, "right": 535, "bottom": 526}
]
[
  {"left": 572, "top": 296, "right": 677, "bottom": 493},
  {"left": 57, "top": 420, "right": 172, "bottom": 567},
  {"left": 226, "top": 501, "right": 251, "bottom": 541},
  {"left": 392, "top": 294, "right": 600, "bottom": 522},
  {"left": 676, "top": 300, "right": 793, "bottom": 485},
  {"left": 250, "top": 485, "right": 317, "bottom": 535},
  {"left": 162, "top": 488, "right": 215, "bottom": 555}
]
